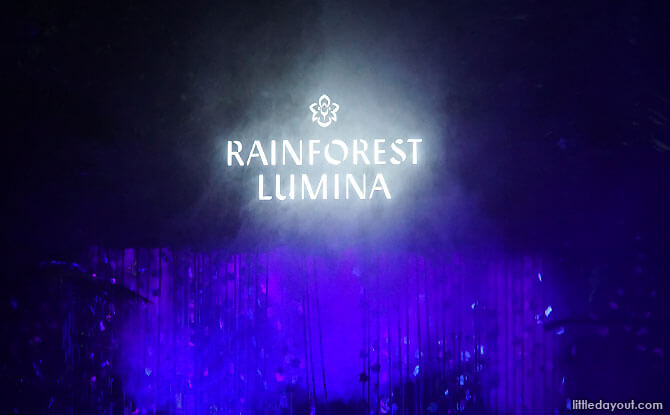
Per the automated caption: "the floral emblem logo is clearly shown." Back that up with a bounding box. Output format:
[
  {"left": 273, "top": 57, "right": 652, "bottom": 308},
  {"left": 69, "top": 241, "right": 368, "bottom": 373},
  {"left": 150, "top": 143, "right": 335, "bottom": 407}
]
[{"left": 309, "top": 94, "right": 339, "bottom": 127}]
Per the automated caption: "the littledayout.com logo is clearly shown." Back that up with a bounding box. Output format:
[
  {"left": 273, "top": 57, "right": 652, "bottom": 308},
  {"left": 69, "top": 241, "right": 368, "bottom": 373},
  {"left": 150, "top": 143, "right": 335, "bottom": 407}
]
[
  {"left": 571, "top": 399, "right": 663, "bottom": 411},
  {"left": 225, "top": 93, "right": 423, "bottom": 201}
]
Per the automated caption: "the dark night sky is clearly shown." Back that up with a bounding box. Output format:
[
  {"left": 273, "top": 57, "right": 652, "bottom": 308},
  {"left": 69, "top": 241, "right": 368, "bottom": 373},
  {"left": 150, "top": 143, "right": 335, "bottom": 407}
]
[{"left": 4, "top": 0, "right": 670, "bottom": 269}]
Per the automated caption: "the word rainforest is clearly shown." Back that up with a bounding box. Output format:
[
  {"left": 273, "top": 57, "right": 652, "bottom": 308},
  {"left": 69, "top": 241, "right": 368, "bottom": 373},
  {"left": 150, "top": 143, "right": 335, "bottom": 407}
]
[{"left": 226, "top": 138, "right": 423, "bottom": 200}]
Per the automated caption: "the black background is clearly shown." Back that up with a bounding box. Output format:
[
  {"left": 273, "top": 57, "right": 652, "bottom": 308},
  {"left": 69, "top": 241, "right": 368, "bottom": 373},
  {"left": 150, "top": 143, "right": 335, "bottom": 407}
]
[{"left": 2, "top": 0, "right": 669, "bottom": 406}]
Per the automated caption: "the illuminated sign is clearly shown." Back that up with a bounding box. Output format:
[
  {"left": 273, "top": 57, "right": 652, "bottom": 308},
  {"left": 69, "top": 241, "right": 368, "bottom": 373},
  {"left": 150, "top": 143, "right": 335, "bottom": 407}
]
[{"left": 226, "top": 94, "right": 423, "bottom": 200}]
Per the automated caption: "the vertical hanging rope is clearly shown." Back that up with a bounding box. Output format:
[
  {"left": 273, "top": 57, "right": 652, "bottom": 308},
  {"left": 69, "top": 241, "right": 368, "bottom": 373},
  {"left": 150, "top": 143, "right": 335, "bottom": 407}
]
[
  {"left": 385, "top": 256, "right": 392, "bottom": 411},
  {"left": 404, "top": 258, "right": 410, "bottom": 415},
  {"left": 415, "top": 255, "right": 422, "bottom": 415},
  {"left": 245, "top": 253, "right": 252, "bottom": 412},
  {"left": 441, "top": 261, "right": 447, "bottom": 383},
  {"left": 375, "top": 253, "right": 381, "bottom": 415},
  {"left": 263, "top": 251, "right": 269, "bottom": 409},
  {"left": 156, "top": 248, "right": 162, "bottom": 407},
  {"left": 312, "top": 257, "right": 328, "bottom": 401},
  {"left": 398, "top": 305, "right": 404, "bottom": 415},
  {"left": 235, "top": 254, "right": 240, "bottom": 414},
  {"left": 253, "top": 251, "right": 259, "bottom": 412},
  {"left": 366, "top": 267, "right": 371, "bottom": 415},
  {"left": 300, "top": 259, "right": 312, "bottom": 406},
  {"left": 422, "top": 257, "right": 431, "bottom": 400},
  {"left": 361, "top": 278, "right": 366, "bottom": 403},
  {"left": 304, "top": 259, "right": 318, "bottom": 407},
  {"left": 387, "top": 306, "right": 392, "bottom": 411}
]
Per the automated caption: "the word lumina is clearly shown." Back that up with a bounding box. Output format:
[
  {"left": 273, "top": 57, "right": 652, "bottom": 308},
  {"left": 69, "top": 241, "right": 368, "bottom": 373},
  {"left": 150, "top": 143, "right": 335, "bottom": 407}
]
[{"left": 227, "top": 138, "right": 423, "bottom": 200}]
